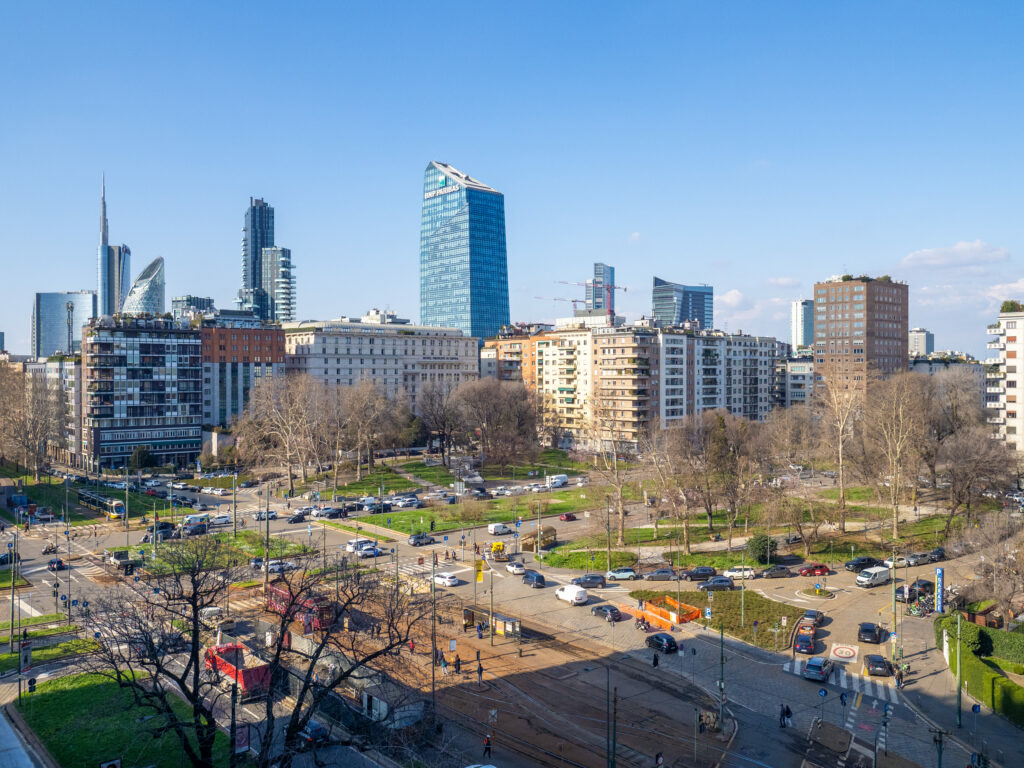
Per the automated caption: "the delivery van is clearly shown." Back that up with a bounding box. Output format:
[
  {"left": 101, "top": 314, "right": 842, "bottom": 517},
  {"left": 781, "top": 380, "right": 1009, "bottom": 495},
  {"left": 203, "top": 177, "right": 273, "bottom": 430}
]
[
  {"left": 182, "top": 513, "right": 210, "bottom": 527},
  {"left": 856, "top": 566, "right": 891, "bottom": 588},
  {"left": 545, "top": 474, "right": 569, "bottom": 488},
  {"left": 487, "top": 523, "right": 512, "bottom": 535}
]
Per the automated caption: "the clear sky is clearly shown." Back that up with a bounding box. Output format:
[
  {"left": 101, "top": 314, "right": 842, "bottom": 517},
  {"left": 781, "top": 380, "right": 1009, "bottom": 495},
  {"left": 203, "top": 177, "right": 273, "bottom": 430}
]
[{"left": 2, "top": 1, "right": 1022, "bottom": 357}]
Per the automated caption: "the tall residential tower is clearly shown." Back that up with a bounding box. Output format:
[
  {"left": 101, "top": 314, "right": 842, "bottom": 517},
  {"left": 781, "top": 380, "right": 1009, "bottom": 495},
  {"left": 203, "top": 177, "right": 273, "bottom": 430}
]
[
  {"left": 790, "top": 299, "right": 814, "bottom": 351},
  {"left": 237, "top": 197, "right": 276, "bottom": 321},
  {"left": 419, "top": 162, "right": 509, "bottom": 341}
]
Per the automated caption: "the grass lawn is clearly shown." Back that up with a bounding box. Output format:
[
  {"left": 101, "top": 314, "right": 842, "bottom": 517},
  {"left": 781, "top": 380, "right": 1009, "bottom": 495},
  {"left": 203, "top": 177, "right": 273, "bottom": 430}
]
[
  {"left": 193, "top": 474, "right": 252, "bottom": 489},
  {"left": 818, "top": 486, "right": 883, "bottom": 504},
  {"left": 322, "top": 521, "right": 395, "bottom": 541},
  {"left": 629, "top": 588, "right": 805, "bottom": 650},
  {"left": 0, "top": 613, "right": 66, "bottom": 630},
  {"left": 16, "top": 672, "right": 239, "bottom": 768},
  {"left": 0, "top": 573, "right": 31, "bottom": 589},
  {"left": 479, "top": 449, "right": 584, "bottom": 481},
  {"left": 316, "top": 468, "right": 418, "bottom": 499},
  {"left": 0, "top": 637, "right": 96, "bottom": 673},
  {"left": 106, "top": 532, "right": 315, "bottom": 575},
  {"left": 539, "top": 548, "right": 637, "bottom": 570},
  {"left": 399, "top": 462, "right": 457, "bottom": 487},
  {"left": 665, "top": 552, "right": 750, "bottom": 570}
]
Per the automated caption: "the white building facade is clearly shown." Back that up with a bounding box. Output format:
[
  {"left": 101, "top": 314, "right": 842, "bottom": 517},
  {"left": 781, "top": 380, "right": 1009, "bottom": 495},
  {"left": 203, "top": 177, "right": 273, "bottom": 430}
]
[{"left": 986, "top": 309, "right": 1024, "bottom": 450}]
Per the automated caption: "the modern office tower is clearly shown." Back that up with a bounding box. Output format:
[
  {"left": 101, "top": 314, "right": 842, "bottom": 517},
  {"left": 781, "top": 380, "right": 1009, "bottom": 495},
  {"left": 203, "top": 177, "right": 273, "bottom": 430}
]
[
  {"left": 908, "top": 327, "right": 935, "bottom": 357},
  {"left": 284, "top": 309, "right": 478, "bottom": 414},
  {"left": 96, "top": 176, "right": 131, "bottom": 316},
  {"left": 586, "top": 263, "right": 616, "bottom": 313},
  {"left": 0, "top": 332, "right": 5, "bottom": 351},
  {"left": 31, "top": 291, "right": 97, "bottom": 358},
  {"left": 260, "top": 246, "right": 296, "bottom": 322},
  {"left": 419, "top": 161, "right": 510, "bottom": 341},
  {"left": 25, "top": 357, "right": 83, "bottom": 467},
  {"left": 121, "top": 257, "right": 166, "bottom": 315},
  {"left": 791, "top": 299, "right": 814, "bottom": 351},
  {"left": 812, "top": 275, "right": 909, "bottom": 392},
  {"left": 171, "top": 295, "right": 216, "bottom": 320},
  {"left": 200, "top": 310, "right": 285, "bottom": 427},
  {"left": 651, "top": 277, "right": 713, "bottom": 329},
  {"left": 237, "top": 197, "right": 275, "bottom": 320},
  {"left": 80, "top": 315, "right": 202, "bottom": 471}
]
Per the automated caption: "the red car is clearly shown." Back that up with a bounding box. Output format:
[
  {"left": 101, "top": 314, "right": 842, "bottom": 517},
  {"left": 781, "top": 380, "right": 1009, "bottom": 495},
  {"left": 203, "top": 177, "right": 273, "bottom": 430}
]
[
  {"left": 559, "top": 513, "right": 577, "bottom": 522},
  {"left": 145, "top": 488, "right": 158, "bottom": 496},
  {"left": 799, "top": 563, "right": 830, "bottom": 576}
]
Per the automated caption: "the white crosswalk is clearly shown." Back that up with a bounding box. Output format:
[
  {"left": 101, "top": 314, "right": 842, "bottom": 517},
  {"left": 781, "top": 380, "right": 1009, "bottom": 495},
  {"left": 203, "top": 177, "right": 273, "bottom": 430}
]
[{"left": 783, "top": 659, "right": 900, "bottom": 703}]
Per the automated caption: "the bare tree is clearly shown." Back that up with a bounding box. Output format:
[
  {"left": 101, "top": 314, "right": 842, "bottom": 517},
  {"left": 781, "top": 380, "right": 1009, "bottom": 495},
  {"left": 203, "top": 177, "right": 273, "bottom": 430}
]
[
  {"left": 916, "top": 367, "right": 986, "bottom": 489},
  {"left": 417, "top": 381, "right": 463, "bottom": 467},
  {"left": 456, "top": 378, "right": 538, "bottom": 471},
  {"left": 585, "top": 392, "right": 637, "bottom": 546},
  {"left": 943, "top": 426, "right": 1016, "bottom": 535},
  {"left": 0, "top": 368, "right": 68, "bottom": 480},
  {"left": 643, "top": 424, "right": 693, "bottom": 555},
  {"left": 965, "top": 515, "right": 1024, "bottom": 631},
  {"left": 815, "top": 376, "right": 862, "bottom": 532}
]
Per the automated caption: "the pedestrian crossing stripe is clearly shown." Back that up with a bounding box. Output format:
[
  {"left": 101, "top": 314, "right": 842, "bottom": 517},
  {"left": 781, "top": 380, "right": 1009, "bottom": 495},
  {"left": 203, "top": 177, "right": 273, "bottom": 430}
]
[{"left": 783, "top": 659, "right": 899, "bottom": 703}]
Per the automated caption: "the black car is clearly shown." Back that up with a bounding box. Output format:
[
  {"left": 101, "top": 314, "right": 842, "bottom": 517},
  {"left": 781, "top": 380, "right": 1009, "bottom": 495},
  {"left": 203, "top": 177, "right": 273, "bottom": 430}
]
[
  {"left": 287, "top": 512, "right": 307, "bottom": 524},
  {"left": 572, "top": 573, "right": 607, "bottom": 589},
  {"left": 845, "top": 556, "right": 883, "bottom": 572},
  {"left": 591, "top": 605, "right": 621, "bottom": 622},
  {"left": 297, "top": 720, "right": 330, "bottom": 751},
  {"left": 0, "top": 552, "right": 22, "bottom": 566},
  {"left": 147, "top": 521, "right": 175, "bottom": 534},
  {"left": 698, "top": 576, "right": 735, "bottom": 592},
  {"left": 864, "top": 654, "right": 891, "bottom": 676},
  {"left": 896, "top": 579, "right": 935, "bottom": 602},
  {"left": 645, "top": 633, "right": 678, "bottom": 654},
  {"left": 408, "top": 533, "right": 435, "bottom": 547},
  {"left": 680, "top": 566, "right": 717, "bottom": 582},
  {"left": 322, "top": 508, "right": 347, "bottom": 519},
  {"left": 858, "top": 622, "right": 882, "bottom": 643},
  {"left": 523, "top": 571, "right": 546, "bottom": 588},
  {"left": 929, "top": 547, "right": 946, "bottom": 562},
  {"left": 760, "top": 565, "right": 791, "bottom": 579},
  {"left": 803, "top": 609, "right": 825, "bottom": 626},
  {"left": 183, "top": 523, "right": 208, "bottom": 536}
]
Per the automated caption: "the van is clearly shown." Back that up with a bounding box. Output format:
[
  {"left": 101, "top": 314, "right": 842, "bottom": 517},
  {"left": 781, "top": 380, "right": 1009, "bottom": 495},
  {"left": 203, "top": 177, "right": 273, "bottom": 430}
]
[
  {"left": 182, "top": 513, "right": 210, "bottom": 527},
  {"left": 487, "top": 523, "right": 511, "bottom": 536},
  {"left": 555, "top": 584, "right": 588, "bottom": 606},
  {"left": 198, "top": 606, "right": 235, "bottom": 632},
  {"left": 345, "top": 538, "right": 374, "bottom": 553},
  {"left": 523, "top": 571, "right": 546, "bottom": 588},
  {"left": 546, "top": 474, "right": 569, "bottom": 488},
  {"left": 856, "top": 566, "right": 891, "bottom": 588}
]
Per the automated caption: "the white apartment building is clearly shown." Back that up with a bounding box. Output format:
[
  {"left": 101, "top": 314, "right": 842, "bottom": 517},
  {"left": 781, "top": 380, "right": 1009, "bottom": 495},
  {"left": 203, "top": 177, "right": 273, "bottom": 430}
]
[
  {"left": 531, "top": 328, "right": 595, "bottom": 441},
  {"left": 908, "top": 327, "right": 935, "bottom": 357},
  {"left": 25, "top": 357, "right": 83, "bottom": 468},
  {"left": 283, "top": 309, "right": 478, "bottom": 413},
  {"left": 773, "top": 356, "right": 814, "bottom": 409},
  {"left": 659, "top": 329, "right": 780, "bottom": 425},
  {"left": 986, "top": 308, "right": 1024, "bottom": 449}
]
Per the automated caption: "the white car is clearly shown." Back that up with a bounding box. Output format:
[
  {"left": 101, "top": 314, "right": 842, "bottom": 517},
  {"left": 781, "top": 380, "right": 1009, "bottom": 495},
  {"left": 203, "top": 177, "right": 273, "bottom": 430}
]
[
  {"left": 555, "top": 585, "right": 588, "bottom": 606},
  {"left": 209, "top": 514, "right": 231, "bottom": 527},
  {"left": 358, "top": 545, "right": 383, "bottom": 559},
  {"left": 346, "top": 538, "right": 375, "bottom": 553},
  {"left": 201, "top": 486, "right": 216, "bottom": 494},
  {"left": 505, "top": 561, "right": 525, "bottom": 575},
  {"left": 434, "top": 572, "right": 459, "bottom": 587},
  {"left": 722, "top": 566, "right": 758, "bottom": 580},
  {"left": 883, "top": 556, "right": 908, "bottom": 569},
  {"left": 252, "top": 510, "right": 277, "bottom": 520},
  {"left": 143, "top": 480, "right": 163, "bottom": 488},
  {"left": 266, "top": 560, "right": 298, "bottom": 573},
  {"left": 213, "top": 488, "right": 229, "bottom": 496}
]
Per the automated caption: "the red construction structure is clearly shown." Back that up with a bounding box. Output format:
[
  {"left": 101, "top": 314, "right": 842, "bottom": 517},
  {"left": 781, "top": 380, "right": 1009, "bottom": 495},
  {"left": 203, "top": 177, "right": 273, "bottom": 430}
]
[
  {"left": 204, "top": 643, "right": 270, "bottom": 697},
  {"left": 265, "top": 579, "right": 336, "bottom": 630}
]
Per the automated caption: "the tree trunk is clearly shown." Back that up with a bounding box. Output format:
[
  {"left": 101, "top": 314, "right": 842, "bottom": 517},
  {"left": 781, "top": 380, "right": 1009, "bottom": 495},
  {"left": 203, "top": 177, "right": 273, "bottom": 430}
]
[
  {"left": 616, "top": 488, "right": 625, "bottom": 547},
  {"left": 837, "top": 438, "right": 847, "bottom": 533},
  {"left": 355, "top": 447, "right": 363, "bottom": 481}
]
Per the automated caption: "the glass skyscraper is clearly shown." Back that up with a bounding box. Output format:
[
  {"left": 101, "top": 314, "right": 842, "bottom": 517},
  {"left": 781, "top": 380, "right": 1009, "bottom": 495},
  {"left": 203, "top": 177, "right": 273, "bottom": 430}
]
[
  {"left": 237, "top": 197, "right": 275, "bottom": 320},
  {"left": 652, "top": 277, "right": 714, "bottom": 329},
  {"left": 419, "top": 162, "right": 509, "bottom": 341},
  {"left": 260, "top": 247, "right": 295, "bottom": 322},
  {"left": 586, "top": 262, "right": 616, "bottom": 312},
  {"left": 32, "top": 290, "right": 96, "bottom": 357},
  {"left": 96, "top": 176, "right": 131, "bottom": 316},
  {"left": 122, "top": 257, "right": 166, "bottom": 315}
]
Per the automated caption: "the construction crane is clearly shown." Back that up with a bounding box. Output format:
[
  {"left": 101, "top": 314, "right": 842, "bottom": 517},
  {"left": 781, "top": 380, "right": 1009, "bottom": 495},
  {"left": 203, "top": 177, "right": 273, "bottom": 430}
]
[
  {"left": 556, "top": 280, "right": 627, "bottom": 317},
  {"left": 535, "top": 296, "right": 586, "bottom": 311}
]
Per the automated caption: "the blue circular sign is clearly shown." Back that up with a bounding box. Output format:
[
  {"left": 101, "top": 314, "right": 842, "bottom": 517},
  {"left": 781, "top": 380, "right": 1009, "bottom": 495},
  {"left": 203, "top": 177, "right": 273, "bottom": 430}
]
[
  {"left": 815, "top": 583, "right": 821, "bottom": 590},
  {"left": 972, "top": 704, "right": 981, "bottom": 713},
  {"left": 818, "top": 688, "right": 827, "bottom": 698}
]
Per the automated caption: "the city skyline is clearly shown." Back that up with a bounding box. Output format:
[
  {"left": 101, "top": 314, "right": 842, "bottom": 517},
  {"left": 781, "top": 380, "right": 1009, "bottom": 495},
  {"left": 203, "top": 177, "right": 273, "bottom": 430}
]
[{"left": 3, "top": 4, "right": 1024, "bottom": 355}]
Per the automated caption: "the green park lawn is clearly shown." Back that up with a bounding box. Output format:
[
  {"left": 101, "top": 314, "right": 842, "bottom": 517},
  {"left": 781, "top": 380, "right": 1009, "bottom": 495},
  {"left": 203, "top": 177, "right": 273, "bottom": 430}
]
[
  {"left": 478, "top": 448, "right": 585, "bottom": 481},
  {"left": 16, "top": 672, "right": 239, "bottom": 768},
  {"left": 0, "top": 637, "right": 96, "bottom": 674},
  {"left": 629, "top": 588, "right": 805, "bottom": 650},
  {"left": 399, "top": 462, "right": 457, "bottom": 487}
]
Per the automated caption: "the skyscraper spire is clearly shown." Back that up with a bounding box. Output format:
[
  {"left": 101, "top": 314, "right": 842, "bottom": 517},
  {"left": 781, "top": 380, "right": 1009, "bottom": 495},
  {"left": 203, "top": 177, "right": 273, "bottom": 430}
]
[{"left": 100, "top": 173, "right": 108, "bottom": 247}]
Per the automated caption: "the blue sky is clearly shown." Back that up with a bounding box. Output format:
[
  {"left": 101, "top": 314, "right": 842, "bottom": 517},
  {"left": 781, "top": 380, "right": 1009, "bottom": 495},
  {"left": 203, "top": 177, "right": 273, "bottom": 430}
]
[{"left": 2, "top": 2, "right": 1022, "bottom": 357}]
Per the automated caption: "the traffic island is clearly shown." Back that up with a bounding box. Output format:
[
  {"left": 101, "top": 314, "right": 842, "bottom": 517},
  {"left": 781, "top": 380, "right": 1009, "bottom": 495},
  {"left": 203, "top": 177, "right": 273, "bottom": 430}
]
[{"left": 799, "top": 587, "right": 836, "bottom": 599}]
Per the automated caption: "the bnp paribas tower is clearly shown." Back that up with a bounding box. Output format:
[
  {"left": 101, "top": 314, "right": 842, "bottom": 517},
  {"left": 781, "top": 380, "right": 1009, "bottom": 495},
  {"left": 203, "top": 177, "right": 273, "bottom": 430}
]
[{"left": 419, "top": 162, "right": 509, "bottom": 341}]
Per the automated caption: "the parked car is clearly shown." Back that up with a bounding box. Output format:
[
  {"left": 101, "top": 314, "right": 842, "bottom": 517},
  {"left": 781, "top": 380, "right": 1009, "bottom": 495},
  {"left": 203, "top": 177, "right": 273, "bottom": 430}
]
[
  {"left": 297, "top": 720, "right": 330, "bottom": 751},
  {"left": 287, "top": 512, "right": 307, "bottom": 524},
  {"left": 896, "top": 579, "right": 936, "bottom": 602},
  {"left": 802, "top": 656, "right": 835, "bottom": 682},
  {"left": 605, "top": 567, "right": 638, "bottom": 581},
  {"left": 345, "top": 538, "right": 374, "bottom": 553},
  {"left": 645, "top": 633, "right": 678, "bottom": 654},
  {"left": 856, "top": 566, "right": 892, "bottom": 588},
  {"left": 184, "top": 523, "right": 208, "bottom": 536},
  {"left": 906, "top": 552, "right": 931, "bottom": 567},
  {"left": 523, "top": 571, "right": 546, "bottom": 588},
  {"left": 794, "top": 623, "right": 816, "bottom": 654},
  {"left": 883, "top": 555, "right": 908, "bottom": 569},
  {"left": 572, "top": 573, "right": 607, "bottom": 589},
  {"left": 249, "top": 557, "right": 264, "bottom": 571},
  {"left": 252, "top": 510, "right": 277, "bottom": 521},
  {"left": 558, "top": 513, "right": 577, "bottom": 522},
  {"left": 591, "top": 605, "right": 622, "bottom": 622},
  {"left": 845, "top": 556, "right": 883, "bottom": 572},
  {"left": 928, "top": 547, "right": 946, "bottom": 562},
  {"left": 760, "top": 565, "right": 791, "bottom": 579},
  {"left": 698, "top": 576, "right": 735, "bottom": 592},
  {"left": 266, "top": 560, "right": 298, "bottom": 573},
  {"left": 864, "top": 654, "right": 892, "bottom": 676},
  {"left": 505, "top": 561, "right": 525, "bottom": 575},
  {"left": 798, "top": 563, "right": 830, "bottom": 577},
  {"left": 434, "top": 572, "right": 458, "bottom": 587},
  {"left": 555, "top": 585, "right": 588, "bottom": 606},
  {"left": 722, "top": 566, "right": 757, "bottom": 580},
  {"left": 679, "top": 566, "right": 717, "bottom": 582},
  {"left": 858, "top": 622, "right": 882, "bottom": 643},
  {"left": 147, "top": 521, "right": 175, "bottom": 534},
  {"left": 408, "top": 533, "right": 435, "bottom": 547},
  {"left": 358, "top": 546, "right": 383, "bottom": 559},
  {"left": 643, "top": 568, "right": 678, "bottom": 581}
]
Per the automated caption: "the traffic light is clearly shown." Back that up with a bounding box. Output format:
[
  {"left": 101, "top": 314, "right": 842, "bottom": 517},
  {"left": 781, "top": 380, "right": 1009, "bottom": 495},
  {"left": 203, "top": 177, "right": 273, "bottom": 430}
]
[{"left": 840, "top": 693, "right": 848, "bottom": 707}]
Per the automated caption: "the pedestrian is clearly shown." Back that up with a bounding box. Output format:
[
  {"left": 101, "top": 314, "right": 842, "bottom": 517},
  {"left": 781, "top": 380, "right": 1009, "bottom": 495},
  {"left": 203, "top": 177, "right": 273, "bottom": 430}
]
[
  {"left": 895, "top": 668, "right": 904, "bottom": 689},
  {"left": 454, "top": 654, "right": 461, "bottom": 675},
  {"left": 477, "top": 623, "right": 483, "bottom": 640},
  {"left": 652, "top": 651, "right": 659, "bottom": 668},
  {"left": 441, "top": 655, "right": 449, "bottom": 676},
  {"left": 475, "top": 648, "right": 481, "bottom": 662},
  {"left": 779, "top": 704, "right": 787, "bottom": 728},
  {"left": 482, "top": 734, "right": 492, "bottom": 758},
  {"left": 638, "top": 598, "right": 645, "bottom": 612},
  {"left": 477, "top": 663, "right": 483, "bottom": 684},
  {"left": 784, "top": 705, "right": 793, "bottom": 728},
  {"left": 409, "top": 639, "right": 415, "bottom": 654}
]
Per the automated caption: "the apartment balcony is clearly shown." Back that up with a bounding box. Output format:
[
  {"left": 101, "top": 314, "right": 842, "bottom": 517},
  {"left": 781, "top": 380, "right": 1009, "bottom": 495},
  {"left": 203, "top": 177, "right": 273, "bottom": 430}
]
[
  {"left": 984, "top": 358, "right": 1002, "bottom": 366},
  {"left": 987, "top": 340, "right": 1005, "bottom": 350},
  {"left": 986, "top": 384, "right": 1005, "bottom": 394},
  {"left": 988, "top": 416, "right": 1006, "bottom": 425},
  {"left": 987, "top": 326, "right": 1004, "bottom": 335},
  {"left": 993, "top": 432, "right": 1007, "bottom": 441},
  {"left": 987, "top": 370, "right": 1006, "bottom": 379}
]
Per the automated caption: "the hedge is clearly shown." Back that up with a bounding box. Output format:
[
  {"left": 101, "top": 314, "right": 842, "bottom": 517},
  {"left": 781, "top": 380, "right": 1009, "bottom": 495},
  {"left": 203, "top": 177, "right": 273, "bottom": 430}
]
[{"left": 987, "top": 626, "right": 1024, "bottom": 663}]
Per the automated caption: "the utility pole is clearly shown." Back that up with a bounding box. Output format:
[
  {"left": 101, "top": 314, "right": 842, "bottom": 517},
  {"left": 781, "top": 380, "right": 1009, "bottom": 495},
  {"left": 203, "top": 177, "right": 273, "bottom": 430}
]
[
  {"left": 124, "top": 465, "right": 130, "bottom": 548},
  {"left": 431, "top": 555, "right": 437, "bottom": 715},
  {"left": 719, "top": 622, "right": 725, "bottom": 724},
  {"left": 890, "top": 544, "right": 897, "bottom": 663},
  {"left": 489, "top": 569, "right": 495, "bottom": 646},
  {"left": 611, "top": 686, "right": 618, "bottom": 768},
  {"left": 741, "top": 546, "right": 746, "bottom": 627},
  {"left": 537, "top": 501, "right": 542, "bottom": 568},
  {"left": 8, "top": 529, "right": 18, "bottom": 653},
  {"left": 229, "top": 675, "right": 239, "bottom": 768},
  {"left": 263, "top": 483, "right": 271, "bottom": 594},
  {"left": 956, "top": 612, "right": 962, "bottom": 728},
  {"left": 231, "top": 473, "right": 237, "bottom": 538},
  {"left": 605, "top": 495, "right": 612, "bottom": 574},
  {"left": 929, "top": 727, "right": 948, "bottom": 768}
]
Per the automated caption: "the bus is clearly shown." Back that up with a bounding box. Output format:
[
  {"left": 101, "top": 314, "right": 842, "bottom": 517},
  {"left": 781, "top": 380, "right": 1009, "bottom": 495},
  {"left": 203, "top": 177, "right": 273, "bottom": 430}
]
[{"left": 77, "top": 490, "right": 125, "bottom": 520}]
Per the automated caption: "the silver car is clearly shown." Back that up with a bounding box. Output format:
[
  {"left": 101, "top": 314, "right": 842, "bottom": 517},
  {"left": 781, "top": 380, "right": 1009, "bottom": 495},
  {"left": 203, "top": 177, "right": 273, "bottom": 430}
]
[{"left": 906, "top": 552, "right": 930, "bottom": 566}]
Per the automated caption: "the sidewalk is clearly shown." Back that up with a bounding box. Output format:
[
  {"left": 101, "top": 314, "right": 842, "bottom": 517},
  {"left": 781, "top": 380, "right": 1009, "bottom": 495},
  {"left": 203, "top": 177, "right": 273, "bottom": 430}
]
[{"left": 899, "top": 615, "right": 1024, "bottom": 768}]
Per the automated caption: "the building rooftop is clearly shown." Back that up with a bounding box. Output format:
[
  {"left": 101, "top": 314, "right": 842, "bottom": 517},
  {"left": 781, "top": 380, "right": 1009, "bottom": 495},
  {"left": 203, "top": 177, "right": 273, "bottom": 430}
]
[{"left": 430, "top": 161, "right": 499, "bottom": 194}]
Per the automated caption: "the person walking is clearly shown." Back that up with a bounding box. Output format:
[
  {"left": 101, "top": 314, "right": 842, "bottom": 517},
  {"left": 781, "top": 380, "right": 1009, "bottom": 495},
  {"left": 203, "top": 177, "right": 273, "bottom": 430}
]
[
  {"left": 477, "top": 623, "right": 483, "bottom": 640},
  {"left": 652, "top": 652, "right": 659, "bottom": 668},
  {"left": 779, "top": 704, "right": 787, "bottom": 728},
  {"left": 454, "top": 654, "right": 461, "bottom": 675},
  {"left": 408, "top": 639, "right": 415, "bottom": 654},
  {"left": 475, "top": 649, "right": 481, "bottom": 662},
  {"left": 895, "top": 668, "right": 904, "bottom": 689},
  {"left": 477, "top": 663, "right": 484, "bottom": 685},
  {"left": 441, "top": 655, "right": 449, "bottom": 676},
  {"left": 482, "top": 734, "right": 492, "bottom": 758},
  {"left": 784, "top": 705, "right": 793, "bottom": 728}
]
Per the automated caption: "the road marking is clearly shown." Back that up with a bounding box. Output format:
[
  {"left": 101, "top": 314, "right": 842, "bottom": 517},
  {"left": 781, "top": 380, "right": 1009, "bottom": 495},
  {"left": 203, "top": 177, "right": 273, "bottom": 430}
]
[{"left": 855, "top": 692, "right": 862, "bottom": 708}]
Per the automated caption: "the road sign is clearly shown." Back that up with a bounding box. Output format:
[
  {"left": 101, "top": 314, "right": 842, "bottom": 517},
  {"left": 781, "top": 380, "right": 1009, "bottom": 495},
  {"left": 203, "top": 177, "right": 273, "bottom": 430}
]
[
  {"left": 890, "top": 632, "right": 898, "bottom": 642},
  {"left": 831, "top": 644, "right": 857, "bottom": 661},
  {"left": 972, "top": 704, "right": 981, "bottom": 713},
  {"left": 936, "top": 567, "right": 945, "bottom": 613},
  {"left": 71, "top": 600, "right": 78, "bottom": 607},
  {"left": 707, "top": 591, "right": 713, "bottom": 602},
  {"left": 704, "top": 607, "right": 712, "bottom": 619},
  {"left": 19, "top": 641, "right": 31, "bottom": 673},
  {"left": 753, "top": 620, "right": 759, "bottom": 627},
  {"left": 840, "top": 693, "right": 848, "bottom": 707},
  {"left": 82, "top": 601, "right": 88, "bottom": 607},
  {"left": 444, "top": 535, "right": 449, "bottom": 542},
  {"left": 781, "top": 616, "right": 787, "bottom": 626},
  {"left": 818, "top": 688, "right": 827, "bottom": 698},
  {"left": 513, "top": 532, "right": 518, "bottom": 538},
  {"left": 516, "top": 520, "right": 521, "bottom": 527},
  {"left": 815, "top": 583, "right": 821, "bottom": 590},
  {"left": 60, "top": 595, "right": 66, "bottom": 601}
]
